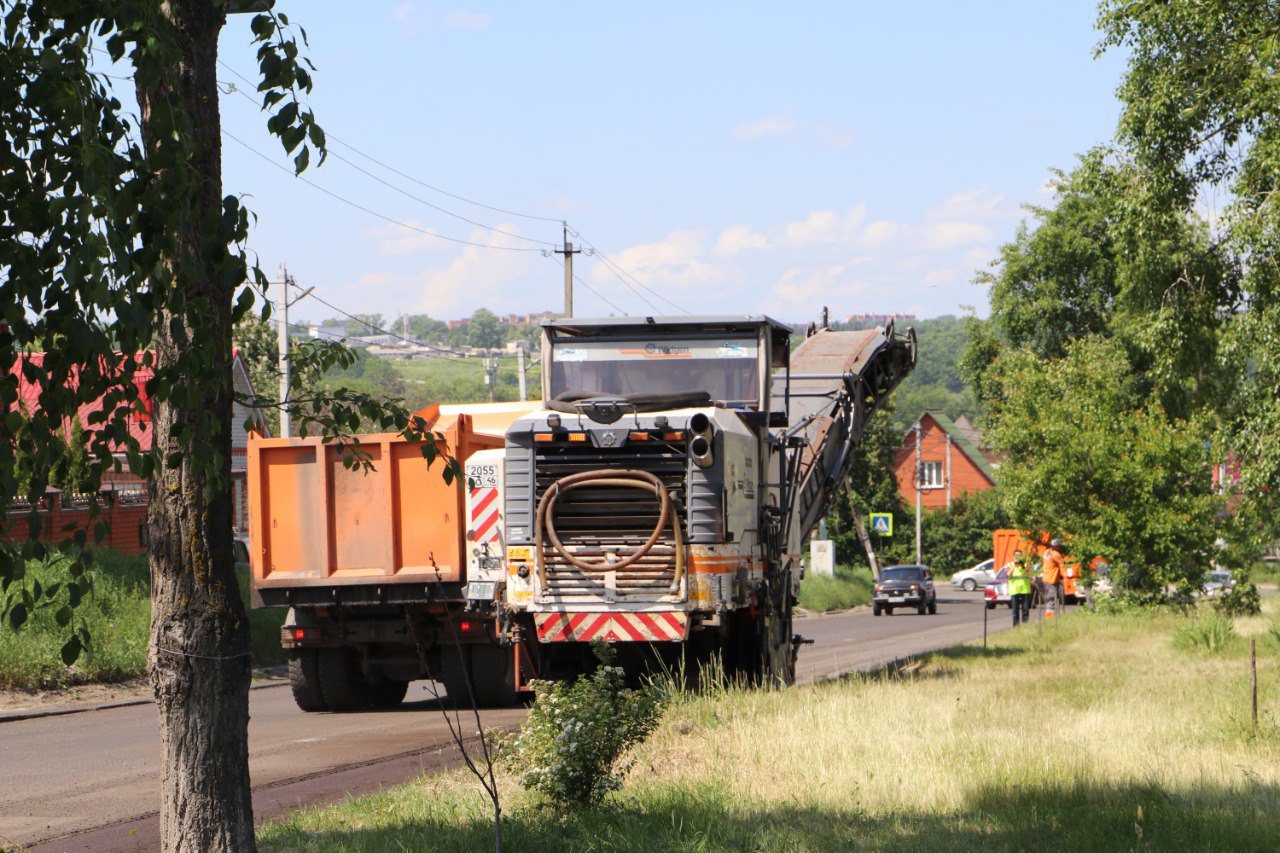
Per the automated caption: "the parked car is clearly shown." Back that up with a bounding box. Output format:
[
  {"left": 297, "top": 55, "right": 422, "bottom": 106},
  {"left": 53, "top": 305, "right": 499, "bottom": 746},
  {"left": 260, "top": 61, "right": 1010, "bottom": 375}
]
[
  {"left": 951, "top": 558, "right": 996, "bottom": 591},
  {"left": 1201, "top": 570, "right": 1235, "bottom": 598},
  {"left": 984, "top": 566, "right": 1011, "bottom": 609},
  {"left": 873, "top": 565, "right": 937, "bottom": 616}
]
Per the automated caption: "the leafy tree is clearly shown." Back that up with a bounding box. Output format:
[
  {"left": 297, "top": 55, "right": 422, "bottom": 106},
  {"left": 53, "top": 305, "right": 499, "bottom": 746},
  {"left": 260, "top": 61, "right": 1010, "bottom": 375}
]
[
  {"left": 919, "top": 488, "right": 1011, "bottom": 575},
  {"left": 468, "top": 308, "right": 504, "bottom": 350},
  {"left": 345, "top": 312, "right": 384, "bottom": 337},
  {"left": 1098, "top": 0, "right": 1280, "bottom": 542},
  {"left": 983, "top": 337, "right": 1219, "bottom": 592},
  {"left": 233, "top": 312, "right": 280, "bottom": 435},
  {"left": 404, "top": 313, "right": 449, "bottom": 344},
  {"left": 826, "top": 408, "right": 911, "bottom": 569},
  {"left": 0, "top": 5, "right": 455, "bottom": 848}
]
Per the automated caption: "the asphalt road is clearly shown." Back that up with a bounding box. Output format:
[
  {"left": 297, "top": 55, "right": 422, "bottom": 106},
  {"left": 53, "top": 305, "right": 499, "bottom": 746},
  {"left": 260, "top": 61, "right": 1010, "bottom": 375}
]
[{"left": 2, "top": 587, "right": 1003, "bottom": 851}]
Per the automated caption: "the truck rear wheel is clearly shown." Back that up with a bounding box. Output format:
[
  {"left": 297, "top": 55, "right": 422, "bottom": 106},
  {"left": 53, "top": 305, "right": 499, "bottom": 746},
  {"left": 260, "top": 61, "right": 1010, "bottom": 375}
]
[
  {"left": 318, "top": 647, "right": 370, "bottom": 712},
  {"left": 368, "top": 677, "right": 409, "bottom": 708},
  {"left": 288, "top": 649, "right": 328, "bottom": 712},
  {"left": 438, "top": 645, "right": 519, "bottom": 708}
]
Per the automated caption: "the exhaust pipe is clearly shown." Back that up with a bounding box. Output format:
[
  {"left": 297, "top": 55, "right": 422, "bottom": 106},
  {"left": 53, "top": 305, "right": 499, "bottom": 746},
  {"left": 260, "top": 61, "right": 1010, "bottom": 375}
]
[{"left": 689, "top": 412, "right": 714, "bottom": 468}]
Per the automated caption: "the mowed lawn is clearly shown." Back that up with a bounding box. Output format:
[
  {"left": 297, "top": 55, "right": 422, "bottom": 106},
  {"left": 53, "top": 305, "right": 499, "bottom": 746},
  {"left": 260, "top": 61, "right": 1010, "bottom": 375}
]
[{"left": 260, "top": 600, "right": 1280, "bottom": 851}]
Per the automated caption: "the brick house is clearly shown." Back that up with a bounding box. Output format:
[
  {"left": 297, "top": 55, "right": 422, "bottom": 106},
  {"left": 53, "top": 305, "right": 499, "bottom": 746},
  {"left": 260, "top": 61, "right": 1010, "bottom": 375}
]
[
  {"left": 893, "top": 412, "right": 999, "bottom": 510},
  {"left": 8, "top": 351, "right": 266, "bottom": 541}
]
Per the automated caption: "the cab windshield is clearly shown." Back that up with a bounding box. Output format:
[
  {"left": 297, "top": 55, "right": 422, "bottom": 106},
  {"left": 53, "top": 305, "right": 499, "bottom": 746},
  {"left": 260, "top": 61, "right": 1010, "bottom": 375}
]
[{"left": 550, "top": 337, "right": 760, "bottom": 407}]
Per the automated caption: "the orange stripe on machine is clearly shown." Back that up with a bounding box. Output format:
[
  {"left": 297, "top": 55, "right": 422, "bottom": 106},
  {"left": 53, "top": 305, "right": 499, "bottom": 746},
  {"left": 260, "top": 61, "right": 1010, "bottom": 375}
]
[{"left": 534, "top": 612, "right": 689, "bottom": 643}]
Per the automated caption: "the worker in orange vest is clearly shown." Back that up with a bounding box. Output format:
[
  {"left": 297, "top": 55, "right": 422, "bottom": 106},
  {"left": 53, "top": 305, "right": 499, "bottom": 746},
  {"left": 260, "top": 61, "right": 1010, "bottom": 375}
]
[{"left": 1041, "top": 539, "right": 1065, "bottom": 616}]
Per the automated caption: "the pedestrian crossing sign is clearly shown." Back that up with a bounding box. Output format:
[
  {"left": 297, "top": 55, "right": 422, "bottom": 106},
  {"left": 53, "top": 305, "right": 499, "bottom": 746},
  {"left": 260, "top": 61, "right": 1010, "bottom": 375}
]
[{"left": 870, "top": 513, "right": 893, "bottom": 536}]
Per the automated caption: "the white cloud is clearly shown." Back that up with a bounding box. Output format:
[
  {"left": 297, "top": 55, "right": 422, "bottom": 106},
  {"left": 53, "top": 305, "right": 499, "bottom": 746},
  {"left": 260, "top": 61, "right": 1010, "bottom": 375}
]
[
  {"left": 923, "top": 221, "right": 995, "bottom": 251},
  {"left": 714, "top": 224, "right": 769, "bottom": 257},
  {"left": 925, "top": 186, "right": 1012, "bottom": 223},
  {"left": 393, "top": 4, "right": 492, "bottom": 37},
  {"left": 859, "top": 220, "right": 907, "bottom": 247},
  {"left": 780, "top": 205, "right": 868, "bottom": 247},
  {"left": 364, "top": 220, "right": 453, "bottom": 256},
  {"left": 442, "top": 10, "right": 492, "bottom": 30},
  {"left": 731, "top": 115, "right": 797, "bottom": 141},
  {"left": 730, "top": 113, "right": 855, "bottom": 148}
]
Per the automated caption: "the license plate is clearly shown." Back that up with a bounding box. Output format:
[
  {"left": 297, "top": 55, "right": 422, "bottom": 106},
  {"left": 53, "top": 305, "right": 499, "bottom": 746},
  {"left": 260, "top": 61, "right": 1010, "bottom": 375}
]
[{"left": 464, "top": 581, "right": 497, "bottom": 601}]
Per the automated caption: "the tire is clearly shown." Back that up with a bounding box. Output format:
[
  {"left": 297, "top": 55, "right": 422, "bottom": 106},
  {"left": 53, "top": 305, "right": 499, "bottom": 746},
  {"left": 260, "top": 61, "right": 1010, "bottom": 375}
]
[
  {"left": 288, "top": 649, "right": 328, "bottom": 712},
  {"left": 962, "top": 578, "right": 977, "bottom": 592},
  {"left": 317, "top": 647, "right": 370, "bottom": 712},
  {"left": 917, "top": 598, "right": 927, "bottom": 615},
  {"left": 928, "top": 597, "right": 937, "bottom": 615},
  {"left": 873, "top": 603, "right": 882, "bottom": 617},
  {"left": 985, "top": 602, "right": 996, "bottom": 610},
  {"left": 470, "top": 644, "right": 520, "bottom": 708},
  {"left": 886, "top": 607, "right": 894, "bottom": 616},
  {"left": 368, "top": 678, "right": 409, "bottom": 708}
]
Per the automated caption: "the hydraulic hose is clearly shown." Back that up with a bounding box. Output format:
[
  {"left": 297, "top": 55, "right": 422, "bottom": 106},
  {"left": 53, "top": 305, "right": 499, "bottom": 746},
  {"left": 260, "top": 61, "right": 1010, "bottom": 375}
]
[{"left": 535, "top": 469, "right": 684, "bottom": 585}]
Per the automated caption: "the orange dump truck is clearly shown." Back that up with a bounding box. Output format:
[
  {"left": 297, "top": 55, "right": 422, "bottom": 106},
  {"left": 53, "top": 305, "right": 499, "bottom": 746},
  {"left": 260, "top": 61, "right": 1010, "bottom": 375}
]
[
  {"left": 991, "top": 529, "right": 1088, "bottom": 604},
  {"left": 248, "top": 405, "right": 535, "bottom": 712}
]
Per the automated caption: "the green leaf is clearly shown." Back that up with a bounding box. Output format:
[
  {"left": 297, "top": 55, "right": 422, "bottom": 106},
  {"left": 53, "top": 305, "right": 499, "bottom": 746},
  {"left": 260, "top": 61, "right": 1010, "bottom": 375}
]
[
  {"left": 60, "top": 635, "right": 82, "bottom": 666},
  {"left": 9, "top": 602, "right": 27, "bottom": 630},
  {"left": 55, "top": 605, "right": 73, "bottom": 627}
]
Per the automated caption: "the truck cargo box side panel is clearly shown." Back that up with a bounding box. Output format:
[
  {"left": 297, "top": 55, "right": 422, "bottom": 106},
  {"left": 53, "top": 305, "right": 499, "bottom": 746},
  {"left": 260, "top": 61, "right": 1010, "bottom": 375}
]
[
  {"left": 327, "top": 443, "right": 393, "bottom": 576},
  {"left": 260, "top": 445, "right": 327, "bottom": 580},
  {"left": 392, "top": 441, "right": 462, "bottom": 581}
]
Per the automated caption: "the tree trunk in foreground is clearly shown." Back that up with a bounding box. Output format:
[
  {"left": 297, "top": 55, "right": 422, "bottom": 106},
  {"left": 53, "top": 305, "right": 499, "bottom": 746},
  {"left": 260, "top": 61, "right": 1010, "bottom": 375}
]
[{"left": 138, "top": 3, "right": 254, "bottom": 850}]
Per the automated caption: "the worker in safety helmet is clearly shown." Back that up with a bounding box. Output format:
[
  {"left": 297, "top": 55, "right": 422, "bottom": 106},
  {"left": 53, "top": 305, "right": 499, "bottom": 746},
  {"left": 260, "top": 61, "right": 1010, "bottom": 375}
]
[
  {"left": 1007, "top": 548, "right": 1033, "bottom": 626},
  {"left": 1041, "top": 538, "right": 1065, "bottom": 616}
]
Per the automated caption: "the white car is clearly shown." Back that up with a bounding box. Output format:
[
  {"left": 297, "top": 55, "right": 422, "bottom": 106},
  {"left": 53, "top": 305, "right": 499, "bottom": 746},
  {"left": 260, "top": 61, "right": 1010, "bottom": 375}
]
[{"left": 951, "top": 558, "right": 996, "bottom": 592}]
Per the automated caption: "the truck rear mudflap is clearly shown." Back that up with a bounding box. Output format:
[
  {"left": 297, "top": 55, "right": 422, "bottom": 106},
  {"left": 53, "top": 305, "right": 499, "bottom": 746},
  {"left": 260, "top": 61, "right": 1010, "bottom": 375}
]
[{"left": 534, "top": 611, "right": 689, "bottom": 643}]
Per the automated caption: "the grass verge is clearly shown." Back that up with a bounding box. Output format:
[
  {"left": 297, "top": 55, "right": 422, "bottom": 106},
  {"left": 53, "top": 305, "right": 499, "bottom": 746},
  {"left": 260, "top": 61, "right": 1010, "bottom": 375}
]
[
  {"left": 0, "top": 550, "right": 284, "bottom": 690},
  {"left": 798, "top": 563, "right": 873, "bottom": 612},
  {"left": 260, "top": 600, "right": 1280, "bottom": 851}
]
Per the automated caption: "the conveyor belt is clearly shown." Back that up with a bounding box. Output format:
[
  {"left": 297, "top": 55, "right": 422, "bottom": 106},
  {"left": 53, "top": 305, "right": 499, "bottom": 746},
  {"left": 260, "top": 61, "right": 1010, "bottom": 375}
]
[{"left": 773, "top": 324, "right": 916, "bottom": 542}]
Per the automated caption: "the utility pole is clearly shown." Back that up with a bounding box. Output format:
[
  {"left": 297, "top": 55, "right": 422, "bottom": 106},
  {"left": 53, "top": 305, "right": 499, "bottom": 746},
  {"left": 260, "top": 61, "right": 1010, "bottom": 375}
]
[
  {"left": 945, "top": 433, "right": 953, "bottom": 510},
  {"left": 276, "top": 264, "right": 314, "bottom": 438},
  {"left": 914, "top": 421, "right": 923, "bottom": 565},
  {"left": 555, "top": 222, "right": 581, "bottom": 317},
  {"left": 483, "top": 356, "right": 498, "bottom": 403},
  {"left": 516, "top": 342, "right": 528, "bottom": 402}
]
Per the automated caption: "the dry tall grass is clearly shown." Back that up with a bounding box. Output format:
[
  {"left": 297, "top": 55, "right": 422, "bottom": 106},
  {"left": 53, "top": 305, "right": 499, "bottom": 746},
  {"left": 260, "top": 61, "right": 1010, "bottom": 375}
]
[{"left": 261, "top": 601, "right": 1280, "bottom": 851}]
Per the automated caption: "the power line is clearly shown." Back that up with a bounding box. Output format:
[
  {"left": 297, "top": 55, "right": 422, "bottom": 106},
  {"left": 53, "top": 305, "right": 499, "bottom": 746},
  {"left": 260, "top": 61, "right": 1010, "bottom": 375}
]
[
  {"left": 547, "top": 255, "right": 626, "bottom": 315},
  {"left": 222, "top": 131, "right": 543, "bottom": 254},
  {"left": 217, "top": 58, "right": 563, "bottom": 225},
  {"left": 569, "top": 229, "right": 692, "bottom": 315}
]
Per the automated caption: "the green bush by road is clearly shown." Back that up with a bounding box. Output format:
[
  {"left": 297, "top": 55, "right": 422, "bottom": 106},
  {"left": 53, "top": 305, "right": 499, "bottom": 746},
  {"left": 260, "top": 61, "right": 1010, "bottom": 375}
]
[
  {"left": 797, "top": 563, "right": 873, "bottom": 612},
  {"left": 0, "top": 550, "right": 284, "bottom": 691}
]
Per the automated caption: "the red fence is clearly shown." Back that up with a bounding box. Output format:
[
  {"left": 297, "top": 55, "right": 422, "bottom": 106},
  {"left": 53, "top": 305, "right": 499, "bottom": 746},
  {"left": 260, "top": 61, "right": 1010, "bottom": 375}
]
[{"left": 2, "top": 490, "right": 149, "bottom": 556}]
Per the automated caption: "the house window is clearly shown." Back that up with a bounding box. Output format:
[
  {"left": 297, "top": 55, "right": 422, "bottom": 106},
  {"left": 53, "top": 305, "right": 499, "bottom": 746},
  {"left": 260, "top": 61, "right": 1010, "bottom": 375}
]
[{"left": 918, "top": 461, "right": 944, "bottom": 489}]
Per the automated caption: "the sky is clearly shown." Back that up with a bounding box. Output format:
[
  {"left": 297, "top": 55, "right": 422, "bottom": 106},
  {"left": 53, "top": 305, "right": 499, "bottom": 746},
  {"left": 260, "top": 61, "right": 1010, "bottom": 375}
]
[{"left": 200, "top": 2, "right": 1129, "bottom": 326}]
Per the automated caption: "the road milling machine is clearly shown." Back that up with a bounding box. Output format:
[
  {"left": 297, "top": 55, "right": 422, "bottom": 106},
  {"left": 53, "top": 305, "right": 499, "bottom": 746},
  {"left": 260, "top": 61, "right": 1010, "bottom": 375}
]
[{"left": 250, "top": 315, "right": 915, "bottom": 710}]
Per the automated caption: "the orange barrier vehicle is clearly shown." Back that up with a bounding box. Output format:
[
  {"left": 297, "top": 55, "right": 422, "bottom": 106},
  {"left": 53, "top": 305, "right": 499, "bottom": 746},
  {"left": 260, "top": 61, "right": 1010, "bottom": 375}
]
[{"left": 248, "top": 406, "right": 535, "bottom": 712}]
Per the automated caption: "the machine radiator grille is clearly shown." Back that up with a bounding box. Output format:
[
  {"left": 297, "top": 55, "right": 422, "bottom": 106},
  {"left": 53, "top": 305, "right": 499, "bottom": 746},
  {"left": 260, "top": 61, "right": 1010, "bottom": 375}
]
[{"left": 533, "top": 443, "right": 686, "bottom": 601}]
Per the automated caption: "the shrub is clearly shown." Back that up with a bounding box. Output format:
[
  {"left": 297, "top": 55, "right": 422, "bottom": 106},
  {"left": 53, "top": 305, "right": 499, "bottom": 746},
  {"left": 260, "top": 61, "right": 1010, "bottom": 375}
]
[
  {"left": 506, "top": 642, "right": 663, "bottom": 808},
  {"left": 1173, "top": 614, "right": 1236, "bottom": 653},
  {"left": 1214, "top": 581, "right": 1261, "bottom": 616}
]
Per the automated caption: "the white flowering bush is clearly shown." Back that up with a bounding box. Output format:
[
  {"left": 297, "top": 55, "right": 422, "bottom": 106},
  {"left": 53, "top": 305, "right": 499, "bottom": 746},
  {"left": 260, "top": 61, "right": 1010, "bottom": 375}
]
[{"left": 507, "top": 642, "right": 663, "bottom": 807}]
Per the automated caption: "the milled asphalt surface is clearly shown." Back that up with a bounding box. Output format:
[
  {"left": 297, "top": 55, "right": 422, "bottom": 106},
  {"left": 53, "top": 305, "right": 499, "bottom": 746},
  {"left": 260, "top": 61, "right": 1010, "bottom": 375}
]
[{"left": 1, "top": 587, "right": 1011, "bottom": 851}]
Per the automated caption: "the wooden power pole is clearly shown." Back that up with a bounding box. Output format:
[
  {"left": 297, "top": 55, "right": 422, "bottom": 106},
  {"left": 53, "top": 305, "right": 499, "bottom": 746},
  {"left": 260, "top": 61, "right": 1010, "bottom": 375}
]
[{"left": 556, "top": 223, "right": 581, "bottom": 317}]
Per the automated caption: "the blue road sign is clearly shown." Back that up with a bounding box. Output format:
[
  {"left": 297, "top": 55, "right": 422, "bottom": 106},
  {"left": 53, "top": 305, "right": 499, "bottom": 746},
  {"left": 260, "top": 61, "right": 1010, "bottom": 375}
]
[{"left": 870, "top": 513, "right": 893, "bottom": 536}]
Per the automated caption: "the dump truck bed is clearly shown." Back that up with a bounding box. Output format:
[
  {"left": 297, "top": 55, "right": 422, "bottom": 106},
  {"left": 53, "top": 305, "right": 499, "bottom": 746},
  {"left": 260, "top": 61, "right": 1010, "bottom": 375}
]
[{"left": 249, "top": 415, "right": 502, "bottom": 592}]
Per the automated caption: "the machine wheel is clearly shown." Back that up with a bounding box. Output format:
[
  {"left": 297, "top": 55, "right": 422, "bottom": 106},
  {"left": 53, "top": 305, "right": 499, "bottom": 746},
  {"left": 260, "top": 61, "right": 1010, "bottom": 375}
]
[
  {"left": 928, "top": 597, "right": 938, "bottom": 615},
  {"left": 759, "top": 572, "right": 796, "bottom": 686},
  {"left": 368, "top": 677, "right": 409, "bottom": 708},
  {"left": 288, "top": 649, "right": 328, "bottom": 712},
  {"left": 962, "top": 578, "right": 977, "bottom": 592},
  {"left": 470, "top": 644, "right": 521, "bottom": 708},
  {"left": 873, "top": 603, "right": 882, "bottom": 617},
  {"left": 317, "top": 647, "right": 370, "bottom": 712},
  {"left": 917, "top": 599, "right": 928, "bottom": 615}
]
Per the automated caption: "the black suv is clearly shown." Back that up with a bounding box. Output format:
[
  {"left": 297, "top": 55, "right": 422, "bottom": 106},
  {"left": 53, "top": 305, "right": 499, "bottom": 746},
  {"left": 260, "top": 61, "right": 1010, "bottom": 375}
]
[{"left": 872, "top": 565, "right": 937, "bottom": 616}]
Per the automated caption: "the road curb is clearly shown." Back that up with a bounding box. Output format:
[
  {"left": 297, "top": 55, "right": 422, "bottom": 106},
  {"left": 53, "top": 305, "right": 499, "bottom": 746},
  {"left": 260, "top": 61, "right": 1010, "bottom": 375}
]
[{"left": 0, "top": 679, "right": 289, "bottom": 725}]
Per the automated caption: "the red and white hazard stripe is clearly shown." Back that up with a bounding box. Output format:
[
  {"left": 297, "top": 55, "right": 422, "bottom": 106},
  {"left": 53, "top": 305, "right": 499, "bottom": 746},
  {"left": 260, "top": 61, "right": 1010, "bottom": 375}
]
[
  {"left": 534, "top": 612, "right": 689, "bottom": 643},
  {"left": 469, "top": 487, "right": 500, "bottom": 544}
]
